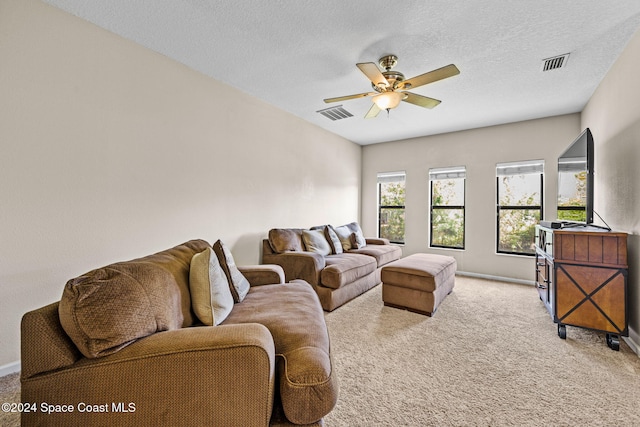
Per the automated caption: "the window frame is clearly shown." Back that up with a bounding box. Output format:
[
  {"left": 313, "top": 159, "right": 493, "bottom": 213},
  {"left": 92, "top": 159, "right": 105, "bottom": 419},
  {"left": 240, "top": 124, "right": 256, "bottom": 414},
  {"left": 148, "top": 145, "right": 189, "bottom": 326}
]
[
  {"left": 495, "top": 161, "right": 544, "bottom": 257},
  {"left": 429, "top": 167, "right": 466, "bottom": 250},
  {"left": 377, "top": 171, "right": 406, "bottom": 244}
]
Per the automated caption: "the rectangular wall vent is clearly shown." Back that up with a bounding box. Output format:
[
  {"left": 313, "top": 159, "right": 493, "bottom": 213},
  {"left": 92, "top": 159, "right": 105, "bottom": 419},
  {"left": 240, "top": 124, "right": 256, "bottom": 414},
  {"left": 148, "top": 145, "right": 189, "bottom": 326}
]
[
  {"left": 542, "top": 53, "right": 570, "bottom": 72},
  {"left": 316, "top": 105, "right": 353, "bottom": 121}
]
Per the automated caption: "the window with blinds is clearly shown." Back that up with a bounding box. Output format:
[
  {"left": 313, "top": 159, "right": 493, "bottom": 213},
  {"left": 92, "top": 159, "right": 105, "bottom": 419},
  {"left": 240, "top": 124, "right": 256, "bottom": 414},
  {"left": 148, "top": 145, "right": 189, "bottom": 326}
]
[
  {"left": 429, "top": 166, "right": 466, "bottom": 249},
  {"left": 377, "top": 172, "right": 405, "bottom": 244},
  {"left": 496, "top": 160, "right": 544, "bottom": 255}
]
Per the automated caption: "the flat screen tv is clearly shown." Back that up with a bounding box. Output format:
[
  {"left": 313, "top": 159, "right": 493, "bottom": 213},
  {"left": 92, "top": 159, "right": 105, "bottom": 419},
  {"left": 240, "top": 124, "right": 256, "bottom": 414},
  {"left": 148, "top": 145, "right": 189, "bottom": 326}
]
[{"left": 556, "top": 128, "right": 594, "bottom": 224}]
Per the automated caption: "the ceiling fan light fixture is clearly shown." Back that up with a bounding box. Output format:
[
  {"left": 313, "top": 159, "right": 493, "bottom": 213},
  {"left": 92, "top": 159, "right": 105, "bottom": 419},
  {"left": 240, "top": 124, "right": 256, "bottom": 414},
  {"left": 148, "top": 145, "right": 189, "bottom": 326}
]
[
  {"left": 326, "top": 56, "right": 459, "bottom": 119},
  {"left": 373, "top": 91, "right": 403, "bottom": 110}
]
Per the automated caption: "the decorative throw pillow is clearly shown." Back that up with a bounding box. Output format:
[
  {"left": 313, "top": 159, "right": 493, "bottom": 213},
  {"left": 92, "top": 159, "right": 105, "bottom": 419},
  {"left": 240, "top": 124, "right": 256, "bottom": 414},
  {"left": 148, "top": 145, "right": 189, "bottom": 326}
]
[
  {"left": 189, "top": 247, "right": 234, "bottom": 326},
  {"left": 212, "top": 239, "right": 250, "bottom": 303},
  {"left": 333, "top": 225, "right": 353, "bottom": 251},
  {"left": 302, "top": 229, "right": 332, "bottom": 256},
  {"left": 346, "top": 222, "right": 367, "bottom": 249},
  {"left": 268, "top": 228, "right": 304, "bottom": 253},
  {"left": 59, "top": 262, "right": 183, "bottom": 359},
  {"left": 325, "top": 225, "right": 343, "bottom": 254}
]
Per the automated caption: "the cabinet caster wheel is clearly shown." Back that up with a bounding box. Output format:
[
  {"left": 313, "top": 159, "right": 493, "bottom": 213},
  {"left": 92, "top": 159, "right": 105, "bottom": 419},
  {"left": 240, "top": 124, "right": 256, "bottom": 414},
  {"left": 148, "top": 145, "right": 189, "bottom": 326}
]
[
  {"left": 606, "top": 333, "right": 620, "bottom": 351},
  {"left": 558, "top": 324, "right": 566, "bottom": 339}
]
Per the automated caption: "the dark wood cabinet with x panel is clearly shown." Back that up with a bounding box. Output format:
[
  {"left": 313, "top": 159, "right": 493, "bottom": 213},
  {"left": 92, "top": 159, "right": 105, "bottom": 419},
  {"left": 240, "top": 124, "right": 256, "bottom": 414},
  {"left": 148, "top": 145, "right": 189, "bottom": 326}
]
[{"left": 534, "top": 225, "right": 628, "bottom": 350}]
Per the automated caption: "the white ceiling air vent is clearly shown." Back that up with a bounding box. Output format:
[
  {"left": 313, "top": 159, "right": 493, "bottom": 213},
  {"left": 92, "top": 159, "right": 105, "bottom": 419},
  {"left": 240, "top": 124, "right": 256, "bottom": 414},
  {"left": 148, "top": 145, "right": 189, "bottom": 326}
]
[
  {"left": 317, "top": 105, "right": 353, "bottom": 121},
  {"left": 542, "top": 53, "right": 570, "bottom": 72}
]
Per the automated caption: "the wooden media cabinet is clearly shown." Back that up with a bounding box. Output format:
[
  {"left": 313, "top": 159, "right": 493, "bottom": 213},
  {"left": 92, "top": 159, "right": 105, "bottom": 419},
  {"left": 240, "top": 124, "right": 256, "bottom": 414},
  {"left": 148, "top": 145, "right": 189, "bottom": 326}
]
[{"left": 534, "top": 224, "right": 628, "bottom": 350}]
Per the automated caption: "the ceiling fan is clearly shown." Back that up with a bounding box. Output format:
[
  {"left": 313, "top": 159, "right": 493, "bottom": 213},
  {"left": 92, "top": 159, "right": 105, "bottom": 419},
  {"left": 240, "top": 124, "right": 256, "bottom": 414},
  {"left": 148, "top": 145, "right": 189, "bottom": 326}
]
[{"left": 323, "top": 55, "right": 460, "bottom": 118}]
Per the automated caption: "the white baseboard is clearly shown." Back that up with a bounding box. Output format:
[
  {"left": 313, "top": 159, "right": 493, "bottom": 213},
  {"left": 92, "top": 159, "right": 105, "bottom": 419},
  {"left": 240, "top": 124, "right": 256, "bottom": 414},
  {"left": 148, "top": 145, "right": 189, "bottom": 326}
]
[
  {"left": 456, "top": 270, "right": 535, "bottom": 286},
  {"left": 0, "top": 361, "right": 20, "bottom": 377}
]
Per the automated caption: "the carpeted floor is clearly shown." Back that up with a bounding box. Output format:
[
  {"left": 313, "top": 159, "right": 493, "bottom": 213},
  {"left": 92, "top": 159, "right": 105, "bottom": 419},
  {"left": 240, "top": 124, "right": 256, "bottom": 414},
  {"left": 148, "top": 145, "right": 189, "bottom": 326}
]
[
  {"left": 323, "top": 276, "right": 640, "bottom": 426},
  {"left": 1, "top": 276, "right": 639, "bottom": 426},
  {"left": 0, "top": 372, "right": 20, "bottom": 427}
]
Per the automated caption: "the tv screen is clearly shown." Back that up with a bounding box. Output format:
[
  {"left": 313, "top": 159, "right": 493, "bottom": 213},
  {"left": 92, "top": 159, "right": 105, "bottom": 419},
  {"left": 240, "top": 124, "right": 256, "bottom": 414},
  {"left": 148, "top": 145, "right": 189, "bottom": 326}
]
[{"left": 556, "top": 128, "right": 594, "bottom": 224}]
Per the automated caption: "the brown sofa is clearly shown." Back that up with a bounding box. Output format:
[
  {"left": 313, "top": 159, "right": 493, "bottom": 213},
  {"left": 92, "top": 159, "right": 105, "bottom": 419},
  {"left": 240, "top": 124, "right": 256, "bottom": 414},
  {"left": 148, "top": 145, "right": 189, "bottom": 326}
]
[
  {"left": 263, "top": 223, "right": 402, "bottom": 311},
  {"left": 21, "top": 239, "right": 337, "bottom": 426}
]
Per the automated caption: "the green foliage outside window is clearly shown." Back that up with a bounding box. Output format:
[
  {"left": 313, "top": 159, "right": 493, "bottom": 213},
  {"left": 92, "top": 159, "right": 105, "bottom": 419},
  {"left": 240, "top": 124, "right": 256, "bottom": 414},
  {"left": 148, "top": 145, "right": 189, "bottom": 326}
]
[
  {"left": 379, "top": 182, "right": 405, "bottom": 243},
  {"left": 497, "top": 174, "right": 541, "bottom": 255},
  {"left": 431, "top": 179, "right": 464, "bottom": 248},
  {"left": 431, "top": 209, "right": 464, "bottom": 248},
  {"left": 497, "top": 208, "right": 540, "bottom": 254}
]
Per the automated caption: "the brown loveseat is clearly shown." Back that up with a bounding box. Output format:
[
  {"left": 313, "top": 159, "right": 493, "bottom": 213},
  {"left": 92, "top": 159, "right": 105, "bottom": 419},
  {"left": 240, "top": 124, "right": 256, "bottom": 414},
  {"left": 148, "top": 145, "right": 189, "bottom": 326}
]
[
  {"left": 263, "top": 223, "right": 402, "bottom": 311},
  {"left": 21, "top": 239, "right": 337, "bottom": 426}
]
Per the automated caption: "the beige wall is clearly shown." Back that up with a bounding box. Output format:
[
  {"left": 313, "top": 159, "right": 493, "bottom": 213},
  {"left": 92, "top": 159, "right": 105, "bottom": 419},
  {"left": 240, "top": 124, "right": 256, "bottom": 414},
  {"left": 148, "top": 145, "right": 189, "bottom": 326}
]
[
  {"left": 361, "top": 114, "right": 581, "bottom": 280},
  {"left": 581, "top": 28, "right": 640, "bottom": 351},
  {"left": 0, "top": 0, "right": 360, "bottom": 367}
]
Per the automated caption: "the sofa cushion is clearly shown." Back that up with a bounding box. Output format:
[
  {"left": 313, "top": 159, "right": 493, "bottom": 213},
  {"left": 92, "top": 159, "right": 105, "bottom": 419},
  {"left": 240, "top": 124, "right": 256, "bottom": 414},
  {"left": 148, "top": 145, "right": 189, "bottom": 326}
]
[
  {"left": 302, "top": 229, "right": 331, "bottom": 256},
  {"left": 125, "top": 239, "right": 211, "bottom": 328},
  {"left": 325, "top": 225, "right": 344, "bottom": 254},
  {"left": 213, "top": 240, "right": 250, "bottom": 303},
  {"left": 333, "top": 225, "right": 354, "bottom": 251},
  {"left": 59, "top": 261, "right": 184, "bottom": 359},
  {"left": 321, "top": 253, "right": 377, "bottom": 289},
  {"left": 189, "top": 247, "right": 235, "bottom": 326},
  {"left": 349, "top": 244, "right": 403, "bottom": 267},
  {"left": 346, "top": 221, "right": 367, "bottom": 249},
  {"left": 223, "top": 280, "right": 337, "bottom": 424},
  {"left": 269, "top": 228, "right": 304, "bottom": 253},
  {"left": 311, "top": 225, "right": 343, "bottom": 255}
]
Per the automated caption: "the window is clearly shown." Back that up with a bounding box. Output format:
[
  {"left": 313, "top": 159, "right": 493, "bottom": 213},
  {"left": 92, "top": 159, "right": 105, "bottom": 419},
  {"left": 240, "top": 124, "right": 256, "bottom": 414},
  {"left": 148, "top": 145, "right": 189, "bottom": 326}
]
[
  {"left": 377, "top": 172, "right": 405, "bottom": 244},
  {"left": 429, "top": 166, "right": 465, "bottom": 249},
  {"left": 496, "top": 160, "right": 544, "bottom": 255}
]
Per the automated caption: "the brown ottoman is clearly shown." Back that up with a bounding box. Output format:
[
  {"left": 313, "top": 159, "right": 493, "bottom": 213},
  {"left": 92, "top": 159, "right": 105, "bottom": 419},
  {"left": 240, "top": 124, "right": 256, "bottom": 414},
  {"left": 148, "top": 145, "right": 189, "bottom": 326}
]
[{"left": 381, "top": 253, "right": 456, "bottom": 316}]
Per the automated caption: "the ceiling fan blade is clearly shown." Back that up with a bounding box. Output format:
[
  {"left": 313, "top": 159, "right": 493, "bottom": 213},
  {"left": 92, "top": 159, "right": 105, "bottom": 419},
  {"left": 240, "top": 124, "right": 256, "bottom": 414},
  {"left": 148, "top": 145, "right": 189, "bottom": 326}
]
[
  {"left": 356, "top": 62, "right": 389, "bottom": 88},
  {"left": 324, "top": 92, "right": 375, "bottom": 103},
  {"left": 402, "top": 92, "right": 441, "bottom": 109},
  {"left": 401, "top": 64, "right": 460, "bottom": 90},
  {"left": 364, "top": 103, "right": 382, "bottom": 119}
]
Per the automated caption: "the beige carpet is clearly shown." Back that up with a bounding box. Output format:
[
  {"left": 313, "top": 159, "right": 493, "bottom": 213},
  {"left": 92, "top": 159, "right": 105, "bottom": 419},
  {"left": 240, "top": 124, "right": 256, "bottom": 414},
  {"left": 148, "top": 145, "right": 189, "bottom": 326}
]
[
  {"left": 0, "top": 372, "right": 20, "bottom": 427},
  {"left": 1, "top": 276, "right": 639, "bottom": 426},
  {"left": 323, "top": 276, "right": 640, "bottom": 426}
]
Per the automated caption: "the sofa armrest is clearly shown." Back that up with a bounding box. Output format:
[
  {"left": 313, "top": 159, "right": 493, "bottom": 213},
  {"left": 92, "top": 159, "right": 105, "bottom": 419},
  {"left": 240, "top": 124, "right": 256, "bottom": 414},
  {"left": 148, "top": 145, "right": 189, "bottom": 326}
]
[
  {"left": 21, "top": 302, "right": 83, "bottom": 379},
  {"left": 21, "top": 324, "right": 276, "bottom": 427},
  {"left": 262, "top": 251, "right": 325, "bottom": 286},
  {"left": 366, "top": 237, "right": 390, "bottom": 245},
  {"left": 239, "top": 264, "right": 285, "bottom": 286}
]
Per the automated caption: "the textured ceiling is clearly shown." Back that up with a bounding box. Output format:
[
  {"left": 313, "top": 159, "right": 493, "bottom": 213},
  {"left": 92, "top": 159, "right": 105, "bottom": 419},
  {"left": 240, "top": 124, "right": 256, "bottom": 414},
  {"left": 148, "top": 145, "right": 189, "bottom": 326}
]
[{"left": 43, "top": 0, "right": 640, "bottom": 145}]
